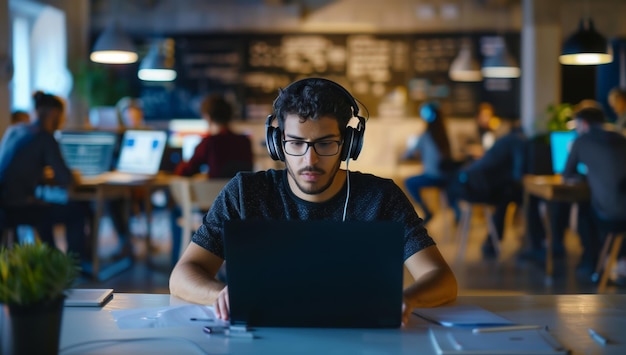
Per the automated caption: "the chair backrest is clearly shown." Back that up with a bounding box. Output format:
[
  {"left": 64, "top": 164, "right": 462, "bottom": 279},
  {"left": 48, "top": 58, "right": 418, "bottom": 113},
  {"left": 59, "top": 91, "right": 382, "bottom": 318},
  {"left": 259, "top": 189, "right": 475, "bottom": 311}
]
[{"left": 169, "top": 177, "right": 230, "bottom": 259}]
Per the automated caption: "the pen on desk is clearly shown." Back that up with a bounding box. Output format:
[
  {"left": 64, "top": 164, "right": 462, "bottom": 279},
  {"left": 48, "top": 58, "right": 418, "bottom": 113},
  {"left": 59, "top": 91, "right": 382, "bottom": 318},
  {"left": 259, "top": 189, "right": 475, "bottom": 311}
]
[
  {"left": 588, "top": 328, "right": 608, "bottom": 345},
  {"left": 472, "top": 325, "right": 543, "bottom": 334},
  {"left": 190, "top": 318, "right": 215, "bottom": 322}
]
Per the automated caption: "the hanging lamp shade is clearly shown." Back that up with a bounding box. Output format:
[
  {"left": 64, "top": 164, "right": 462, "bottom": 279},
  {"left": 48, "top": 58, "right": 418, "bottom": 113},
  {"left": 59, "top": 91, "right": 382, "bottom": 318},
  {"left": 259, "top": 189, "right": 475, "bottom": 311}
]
[
  {"left": 449, "top": 38, "right": 483, "bottom": 82},
  {"left": 481, "top": 37, "right": 521, "bottom": 78},
  {"left": 559, "top": 17, "right": 612, "bottom": 65},
  {"left": 90, "top": 21, "right": 138, "bottom": 64},
  {"left": 138, "top": 38, "right": 177, "bottom": 82}
]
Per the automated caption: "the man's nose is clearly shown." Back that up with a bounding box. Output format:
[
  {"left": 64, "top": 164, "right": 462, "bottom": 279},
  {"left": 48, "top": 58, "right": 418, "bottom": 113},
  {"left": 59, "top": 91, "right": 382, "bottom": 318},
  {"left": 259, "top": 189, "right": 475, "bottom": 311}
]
[{"left": 303, "top": 145, "right": 319, "bottom": 163}]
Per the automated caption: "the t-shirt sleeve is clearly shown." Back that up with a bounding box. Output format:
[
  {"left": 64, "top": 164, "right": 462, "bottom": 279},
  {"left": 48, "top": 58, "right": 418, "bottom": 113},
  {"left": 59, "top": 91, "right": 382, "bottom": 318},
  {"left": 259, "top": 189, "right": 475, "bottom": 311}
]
[{"left": 190, "top": 174, "right": 242, "bottom": 258}]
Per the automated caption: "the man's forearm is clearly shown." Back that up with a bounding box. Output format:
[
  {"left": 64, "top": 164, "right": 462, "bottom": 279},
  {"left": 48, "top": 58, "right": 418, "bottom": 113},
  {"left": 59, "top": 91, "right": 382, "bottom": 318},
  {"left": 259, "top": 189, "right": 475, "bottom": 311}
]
[
  {"left": 403, "top": 267, "right": 457, "bottom": 308},
  {"left": 169, "top": 262, "right": 225, "bottom": 305}
]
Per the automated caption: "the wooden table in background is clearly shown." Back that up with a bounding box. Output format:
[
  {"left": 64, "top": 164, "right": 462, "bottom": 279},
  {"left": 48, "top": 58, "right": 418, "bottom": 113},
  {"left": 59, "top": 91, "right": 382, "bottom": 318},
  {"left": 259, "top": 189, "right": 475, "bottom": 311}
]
[
  {"left": 71, "top": 173, "right": 174, "bottom": 280},
  {"left": 523, "top": 174, "right": 590, "bottom": 285}
]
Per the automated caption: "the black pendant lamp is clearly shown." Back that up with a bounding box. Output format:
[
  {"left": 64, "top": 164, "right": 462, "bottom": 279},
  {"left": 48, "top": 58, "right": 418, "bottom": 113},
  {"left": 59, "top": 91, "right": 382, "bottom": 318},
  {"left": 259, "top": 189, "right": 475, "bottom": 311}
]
[{"left": 559, "top": 17, "right": 612, "bottom": 65}]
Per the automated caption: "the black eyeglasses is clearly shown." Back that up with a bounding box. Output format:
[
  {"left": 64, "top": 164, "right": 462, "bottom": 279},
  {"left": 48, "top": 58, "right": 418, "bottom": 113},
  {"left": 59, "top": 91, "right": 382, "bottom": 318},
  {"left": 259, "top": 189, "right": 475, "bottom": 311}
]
[{"left": 283, "top": 140, "right": 342, "bottom": 156}]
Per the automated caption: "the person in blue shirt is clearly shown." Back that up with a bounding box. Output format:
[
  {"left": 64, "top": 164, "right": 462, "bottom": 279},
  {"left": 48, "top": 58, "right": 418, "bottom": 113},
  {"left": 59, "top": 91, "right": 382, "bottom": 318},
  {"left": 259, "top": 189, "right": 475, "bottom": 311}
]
[
  {"left": 447, "top": 119, "right": 527, "bottom": 258},
  {"left": 563, "top": 107, "right": 626, "bottom": 282},
  {"left": 0, "top": 91, "right": 88, "bottom": 260},
  {"left": 402, "top": 102, "right": 453, "bottom": 224}
]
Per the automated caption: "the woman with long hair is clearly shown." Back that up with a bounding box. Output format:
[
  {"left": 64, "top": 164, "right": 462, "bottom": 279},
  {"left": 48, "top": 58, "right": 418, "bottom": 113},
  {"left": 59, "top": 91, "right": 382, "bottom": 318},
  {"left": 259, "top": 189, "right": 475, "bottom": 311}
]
[{"left": 402, "top": 102, "right": 452, "bottom": 224}]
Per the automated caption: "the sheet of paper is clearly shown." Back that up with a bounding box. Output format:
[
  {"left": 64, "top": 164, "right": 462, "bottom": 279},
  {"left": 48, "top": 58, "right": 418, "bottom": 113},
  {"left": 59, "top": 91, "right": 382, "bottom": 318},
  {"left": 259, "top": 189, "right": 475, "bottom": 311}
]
[
  {"left": 413, "top": 304, "right": 515, "bottom": 327},
  {"left": 111, "top": 304, "right": 229, "bottom": 329}
]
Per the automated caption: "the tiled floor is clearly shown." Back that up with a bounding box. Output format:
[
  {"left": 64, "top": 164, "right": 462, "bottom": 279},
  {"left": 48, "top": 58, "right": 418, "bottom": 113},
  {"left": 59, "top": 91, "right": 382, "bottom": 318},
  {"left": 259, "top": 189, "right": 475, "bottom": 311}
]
[{"left": 72, "top": 192, "right": 626, "bottom": 296}]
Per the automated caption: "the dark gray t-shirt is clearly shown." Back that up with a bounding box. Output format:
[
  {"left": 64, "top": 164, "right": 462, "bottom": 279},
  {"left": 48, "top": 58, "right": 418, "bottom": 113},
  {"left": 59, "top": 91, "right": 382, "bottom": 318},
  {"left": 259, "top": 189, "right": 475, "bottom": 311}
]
[{"left": 192, "top": 169, "right": 435, "bottom": 260}]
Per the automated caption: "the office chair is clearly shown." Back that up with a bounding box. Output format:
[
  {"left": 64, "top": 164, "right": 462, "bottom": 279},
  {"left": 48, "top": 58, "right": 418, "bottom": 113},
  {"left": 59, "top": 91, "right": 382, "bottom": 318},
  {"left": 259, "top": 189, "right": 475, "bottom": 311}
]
[
  {"left": 169, "top": 177, "right": 230, "bottom": 261},
  {"left": 591, "top": 219, "right": 626, "bottom": 293}
]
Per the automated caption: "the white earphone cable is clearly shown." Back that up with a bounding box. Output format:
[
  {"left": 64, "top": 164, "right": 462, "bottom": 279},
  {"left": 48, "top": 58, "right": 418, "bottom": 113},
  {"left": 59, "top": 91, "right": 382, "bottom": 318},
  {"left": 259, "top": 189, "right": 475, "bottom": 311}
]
[{"left": 342, "top": 132, "right": 355, "bottom": 222}]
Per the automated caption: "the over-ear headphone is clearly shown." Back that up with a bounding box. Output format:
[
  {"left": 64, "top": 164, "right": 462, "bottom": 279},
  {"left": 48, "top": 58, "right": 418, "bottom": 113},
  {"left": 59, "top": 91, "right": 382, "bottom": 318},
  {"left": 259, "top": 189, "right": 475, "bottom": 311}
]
[
  {"left": 419, "top": 101, "right": 440, "bottom": 123},
  {"left": 265, "top": 78, "right": 366, "bottom": 162}
]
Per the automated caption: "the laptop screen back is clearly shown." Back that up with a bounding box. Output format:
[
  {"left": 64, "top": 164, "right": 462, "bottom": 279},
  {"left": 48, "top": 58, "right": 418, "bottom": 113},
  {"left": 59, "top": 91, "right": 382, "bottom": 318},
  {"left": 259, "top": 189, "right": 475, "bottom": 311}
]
[
  {"left": 167, "top": 119, "right": 208, "bottom": 148},
  {"left": 57, "top": 131, "right": 117, "bottom": 176},
  {"left": 224, "top": 220, "right": 404, "bottom": 328},
  {"left": 116, "top": 130, "right": 167, "bottom": 174},
  {"left": 181, "top": 134, "right": 203, "bottom": 161},
  {"left": 550, "top": 131, "right": 577, "bottom": 174}
]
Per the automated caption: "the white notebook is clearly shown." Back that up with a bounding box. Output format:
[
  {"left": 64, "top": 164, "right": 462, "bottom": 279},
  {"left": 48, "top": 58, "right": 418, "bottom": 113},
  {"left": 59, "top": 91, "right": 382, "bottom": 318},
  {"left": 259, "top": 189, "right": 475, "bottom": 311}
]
[
  {"left": 429, "top": 327, "right": 568, "bottom": 355},
  {"left": 65, "top": 288, "right": 114, "bottom": 307}
]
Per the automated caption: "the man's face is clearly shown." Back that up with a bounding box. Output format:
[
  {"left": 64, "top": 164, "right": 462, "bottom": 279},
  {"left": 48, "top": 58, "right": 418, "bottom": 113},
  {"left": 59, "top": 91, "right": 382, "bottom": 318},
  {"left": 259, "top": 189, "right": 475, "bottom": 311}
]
[{"left": 283, "top": 114, "right": 344, "bottom": 202}]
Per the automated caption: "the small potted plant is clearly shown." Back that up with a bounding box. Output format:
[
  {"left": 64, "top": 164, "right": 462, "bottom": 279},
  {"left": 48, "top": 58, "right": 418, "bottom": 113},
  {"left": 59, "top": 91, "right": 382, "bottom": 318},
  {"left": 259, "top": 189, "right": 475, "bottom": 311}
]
[
  {"left": 546, "top": 102, "right": 574, "bottom": 132},
  {"left": 0, "top": 242, "right": 80, "bottom": 355}
]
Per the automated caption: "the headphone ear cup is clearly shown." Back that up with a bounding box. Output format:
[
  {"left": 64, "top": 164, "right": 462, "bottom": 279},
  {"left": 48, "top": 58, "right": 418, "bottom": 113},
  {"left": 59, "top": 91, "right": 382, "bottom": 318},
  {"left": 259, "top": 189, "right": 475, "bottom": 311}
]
[
  {"left": 265, "top": 115, "right": 285, "bottom": 161},
  {"left": 265, "top": 125, "right": 278, "bottom": 161},
  {"left": 340, "top": 127, "right": 353, "bottom": 161},
  {"left": 342, "top": 116, "right": 366, "bottom": 161},
  {"left": 272, "top": 128, "right": 285, "bottom": 162}
]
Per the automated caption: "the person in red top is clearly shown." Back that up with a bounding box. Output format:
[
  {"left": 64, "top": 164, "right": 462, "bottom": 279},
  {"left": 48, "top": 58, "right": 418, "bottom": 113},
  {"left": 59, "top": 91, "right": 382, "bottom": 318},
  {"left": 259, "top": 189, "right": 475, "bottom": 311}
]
[
  {"left": 174, "top": 94, "right": 253, "bottom": 178},
  {"left": 171, "top": 94, "right": 253, "bottom": 266}
]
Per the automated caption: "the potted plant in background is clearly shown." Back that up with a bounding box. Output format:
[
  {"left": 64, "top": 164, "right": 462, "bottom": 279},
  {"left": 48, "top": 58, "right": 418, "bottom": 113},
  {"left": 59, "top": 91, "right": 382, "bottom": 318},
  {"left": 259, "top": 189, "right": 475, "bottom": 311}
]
[
  {"left": 546, "top": 102, "right": 574, "bottom": 132},
  {"left": 0, "top": 242, "right": 80, "bottom": 355},
  {"left": 526, "top": 103, "right": 575, "bottom": 175}
]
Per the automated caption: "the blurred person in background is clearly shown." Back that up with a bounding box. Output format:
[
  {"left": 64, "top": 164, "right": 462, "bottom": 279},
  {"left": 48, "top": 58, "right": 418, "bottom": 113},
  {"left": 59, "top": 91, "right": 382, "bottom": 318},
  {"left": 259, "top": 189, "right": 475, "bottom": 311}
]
[
  {"left": 116, "top": 96, "right": 149, "bottom": 130},
  {"left": 447, "top": 117, "right": 527, "bottom": 258},
  {"left": 563, "top": 107, "right": 626, "bottom": 283},
  {"left": 520, "top": 100, "right": 601, "bottom": 266},
  {"left": 103, "top": 96, "right": 152, "bottom": 261},
  {"left": 401, "top": 102, "right": 454, "bottom": 224},
  {"left": 0, "top": 91, "right": 89, "bottom": 260},
  {"left": 10, "top": 110, "right": 30, "bottom": 125},
  {"left": 174, "top": 94, "right": 253, "bottom": 178},
  {"left": 608, "top": 87, "right": 626, "bottom": 132},
  {"left": 463, "top": 102, "right": 502, "bottom": 160},
  {"left": 171, "top": 94, "right": 253, "bottom": 265}
]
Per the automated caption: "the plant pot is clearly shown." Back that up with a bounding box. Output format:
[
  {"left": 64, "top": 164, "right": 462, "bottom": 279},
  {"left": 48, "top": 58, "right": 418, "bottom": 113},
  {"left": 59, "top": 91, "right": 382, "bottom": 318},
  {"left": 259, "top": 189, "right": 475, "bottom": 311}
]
[{"left": 2, "top": 297, "right": 65, "bottom": 355}]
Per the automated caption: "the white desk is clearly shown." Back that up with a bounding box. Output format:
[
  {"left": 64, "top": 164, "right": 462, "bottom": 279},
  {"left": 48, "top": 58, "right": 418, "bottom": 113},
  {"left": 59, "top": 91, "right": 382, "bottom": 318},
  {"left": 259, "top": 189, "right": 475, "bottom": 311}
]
[{"left": 36, "top": 293, "right": 625, "bottom": 354}]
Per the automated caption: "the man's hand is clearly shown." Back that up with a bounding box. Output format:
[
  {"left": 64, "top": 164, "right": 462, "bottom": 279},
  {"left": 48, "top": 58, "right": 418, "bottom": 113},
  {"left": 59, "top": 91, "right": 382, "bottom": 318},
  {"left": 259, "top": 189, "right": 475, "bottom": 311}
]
[
  {"left": 214, "top": 286, "right": 230, "bottom": 320},
  {"left": 401, "top": 301, "right": 412, "bottom": 327},
  {"left": 43, "top": 166, "right": 55, "bottom": 180}
]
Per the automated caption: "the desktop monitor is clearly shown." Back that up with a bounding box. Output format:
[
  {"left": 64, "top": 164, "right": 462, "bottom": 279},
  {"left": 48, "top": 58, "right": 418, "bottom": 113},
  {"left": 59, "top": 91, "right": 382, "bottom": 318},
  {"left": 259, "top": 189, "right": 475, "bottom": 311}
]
[
  {"left": 550, "top": 130, "right": 577, "bottom": 174},
  {"left": 57, "top": 131, "right": 118, "bottom": 176}
]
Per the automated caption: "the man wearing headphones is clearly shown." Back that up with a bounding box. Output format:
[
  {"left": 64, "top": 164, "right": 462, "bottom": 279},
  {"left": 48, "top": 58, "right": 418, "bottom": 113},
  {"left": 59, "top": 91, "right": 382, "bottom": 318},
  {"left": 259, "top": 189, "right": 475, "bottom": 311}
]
[{"left": 169, "top": 78, "right": 457, "bottom": 325}]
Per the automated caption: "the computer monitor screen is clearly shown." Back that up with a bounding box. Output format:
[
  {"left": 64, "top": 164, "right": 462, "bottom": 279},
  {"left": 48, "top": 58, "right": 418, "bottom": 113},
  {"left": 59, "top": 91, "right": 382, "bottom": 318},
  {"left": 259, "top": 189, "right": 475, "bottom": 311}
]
[
  {"left": 116, "top": 130, "right": 168, "bottom": 174},
  {"left": 168, "top": 119, "right": 208, "bottom": 148},
  {"left": 550, "top": 131, "right": 577, "bottom": 174},
  {"left": 57, "top": 131, "right": 118, "bottom": 176},
  {"left": 181, "top": 134, "right": 203, "bottom": 161}
]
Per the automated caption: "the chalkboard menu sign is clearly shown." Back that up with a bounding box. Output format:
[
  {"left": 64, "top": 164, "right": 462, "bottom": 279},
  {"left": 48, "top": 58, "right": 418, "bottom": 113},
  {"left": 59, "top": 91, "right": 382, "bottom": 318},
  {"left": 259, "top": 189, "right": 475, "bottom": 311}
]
[{"left": 136, "top": 32, "right": 520, "bottom": 121}]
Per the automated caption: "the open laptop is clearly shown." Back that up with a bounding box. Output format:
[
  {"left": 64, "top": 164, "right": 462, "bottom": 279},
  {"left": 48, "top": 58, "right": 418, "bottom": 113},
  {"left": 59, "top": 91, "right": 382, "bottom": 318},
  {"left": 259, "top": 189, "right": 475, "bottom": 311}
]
[
  {"left": 82, "top": 129, "right": 167, "bottom": 184},
  {"left": 550, "top": 131, "right": 577, "bottom": 174},
  {"left": 223, "top": 220, "right": 404, "bottom": 328},
  {"left": 57, "top": 131, "right": 118, "bottom": 176}
]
